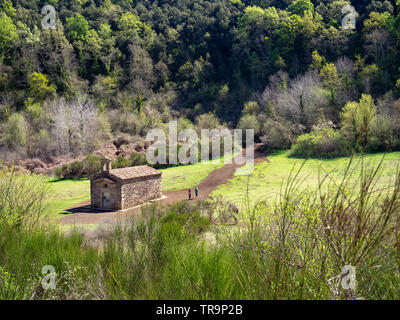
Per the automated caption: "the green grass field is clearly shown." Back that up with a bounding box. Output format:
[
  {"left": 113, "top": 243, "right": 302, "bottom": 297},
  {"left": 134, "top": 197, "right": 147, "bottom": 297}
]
[
  {"left": 45, "top": 178, "right": 91, "bottom": 214},
  {"left": 43, "top": 151, "right": 400, "bottom": 216},
  {"left": 211, "top": 151, "right": 400, "bottom": 209}
]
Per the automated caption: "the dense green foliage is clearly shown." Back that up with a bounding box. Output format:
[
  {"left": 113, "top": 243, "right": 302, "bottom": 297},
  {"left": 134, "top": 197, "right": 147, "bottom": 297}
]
[
  {"left": 2, "top": 1, "right": 400, "bottom": 160},
  {"left": 55, "top": 154, "right": 102, "bottom": 178}
]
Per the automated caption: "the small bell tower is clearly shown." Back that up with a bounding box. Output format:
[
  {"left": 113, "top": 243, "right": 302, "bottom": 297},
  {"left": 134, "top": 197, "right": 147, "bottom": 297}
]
[{"left": 101, "top": 157, "right": 112, "bottom": 175}]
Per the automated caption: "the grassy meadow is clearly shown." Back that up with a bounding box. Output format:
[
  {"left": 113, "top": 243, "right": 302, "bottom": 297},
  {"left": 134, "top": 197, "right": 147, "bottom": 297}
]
[
  {"left": 25, "top": 151, "right": 400, "bottom": 220},
  {"left": 212, "top": 151, "right": 400, "bottom": 210},
  {"left": 46, "top": 178, "right": 91, "bottom": 215}
]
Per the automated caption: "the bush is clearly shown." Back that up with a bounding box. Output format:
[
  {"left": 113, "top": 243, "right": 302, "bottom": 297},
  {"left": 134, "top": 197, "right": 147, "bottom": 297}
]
[
  {"left": 195, "top": 112, "right": 221, "bottom": 130},
  {"left": 112, "top": 153, "right": 149, "bottom": 170},
  {"left": 227, "top": 158, "right": 400, "bottom": 299},
  {"left": 69, "top": 161, "right": 84, "bottom": 178},
  {"left": 112, "top": 156, "right": 131, "bottom": 169},
  {"left": 55, "top": 154, "right": 101, "bottom": 179},
  {"left": 161, "top": 202, "right": 210, "bottom": 237},
  {"left": 108, "top": 110, "right": 146, "bottom": 136},
  {"left": 1, "top": 113, "right": 27, "bottom": 150},
  {"left": 238, "top": 114, "right": 261, "bottom": 140},
  {"left": 366, "top": 114, "right": 400, "bottom": 153},
  {"left": 55, "top": 164, "right": 69, "bottom": 178},
  {"left": 129, "top": 152, "right": 147, "bottom": 166},
  {"left": 82, "top": 154, "right": 101, "bottom": 176},
  {"left": 261, "top": 119, "right": 298, "bottom": 151},
  {"left": 289, "top": 127, "right": 350, "bottom": 158}
]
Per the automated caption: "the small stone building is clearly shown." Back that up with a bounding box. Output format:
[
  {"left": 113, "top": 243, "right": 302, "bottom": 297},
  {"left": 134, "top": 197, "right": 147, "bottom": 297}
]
[{"left": 90, "top": 158, "right": 162, "bottom": 211}]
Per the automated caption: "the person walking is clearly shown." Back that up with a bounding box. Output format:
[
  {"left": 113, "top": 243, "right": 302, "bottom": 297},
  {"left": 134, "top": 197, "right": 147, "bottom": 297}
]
[
  {"left": 195, "top": 187, "right": 199, "bottom": 198},
  {"left": 188, "top": 189, "right": 192, "bottom": 200}
]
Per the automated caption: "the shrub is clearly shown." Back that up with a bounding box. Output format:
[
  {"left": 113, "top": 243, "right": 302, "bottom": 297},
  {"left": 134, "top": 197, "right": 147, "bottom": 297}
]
[
  {"left": 69, "top": 161, "right": 84, "bottom": 178},
  {"left": 55, "top": 154, "right": 101, "bottom": 179},
  {"left": 289, "top": 127, "right": 350, "bottom": 158},
  {"left": 28, "top": 72, "right": 56, "bottom": 101},
  {"left": 1, "top": 113, "right": 27, "bottom": 149},
  {"left": 55, "top": 164, "right": 70, "bottom": 178},
  {"left": 238, "top": 114, "right": 261, "bottom": 141},
  {"left": 261, "top": 119, "right": 299, "bottom": 151},
  {"left": 129, "top": 152, "right": 147, "bottom": 166},
  {"left": 113, "top": 136, "right": 130, "bottom": 149},
  {"left": 112, "top": 156, "right": 131, "bottom": 169},
  {"left": 112, "top": 111, "right": 146, "bottom": 136},
  {"left": 242, "top": 101, "right": 259, "bottom": 115},
  {"left": 340, "top": 94, "right": 377, "bottom": 150},
  {"left": 111, "top": 153, "right": 149, "bottom": 170},
  {"left": 161, "top": 203, "right": 210, "bottom": 237},
  {"left": 366, "top": 114, "right": 400, "bottom": 153},
  {"left": 195, "top": 112, "right": 221, "bottom": 130},
  {"left": 82, "top": 154, "right": 101, "bottom": 176}
]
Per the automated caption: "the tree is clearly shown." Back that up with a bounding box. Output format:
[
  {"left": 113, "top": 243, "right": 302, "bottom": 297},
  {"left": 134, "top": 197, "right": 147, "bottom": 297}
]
[
  {"left": 29, "top": 72, "right": 56, "bottom": 101},
  {"left": 69, "top": 95, "right": 103, "bottom": 154},
  {"left": 310, "top": 50, "right": 325, "bottom": 71},
  {"left": 34, "top": 129, "right": 53, "bottom": 158},
  {"left": 288, "top": 0, "right": 314, "bottom": 16},
  {"left": 320, "top": 63, "right": 339, "bottom": 104},
  {"left": 238, "top": 114, "right": 261, "bottom": 139},
  {"left": 242, "top": 101, "right": 259, "bottom": 115},
  {"left": 0, "top": 0, "right": 16, "bottom": 17},
  {"left": 275, "top": 72, "right": 327, "bottom": 130},
  {"left": 93, "top": 74, "right": 119, "bottom": 109},
  {"left": 2, "top": 113, "right": 27, "bottom": 150},
  {"left": 239, "top": 6, "right": 277, "bottom": 30},
  {"left": 49, "top": 96, "right": 107, "bottom": 156},
  {"left": 335, "top": 56, "right": 358, "bottom": 107},
  {"left": 118, "top": 12, "right": 152, "bottom": 41},
  {"left": 316, "top": 0, "right": 351, "bottom": 27},
  {"left": 313, "top": 26, "right": 350, "bottom": 61},
  {"left": 196, "top": 112, "right": 221, "bottom": 131},
  {"left": 38, "top": 25, "right": 79, "bottom": 96},
  {"left": 127, "top": 35, "right": 155, "bottom": 97},
  {"left": 340, "top": 94, "right": 377, "bottom": 151},
  {"left": 360, "top": 64, "right": 382, "bottom": 94},
  {"left": 363, "top": 11, "right": 392, "bottom": 34},
  {"left": 66, "top": 14, "right": 90, "bottom": 42},
  {"left": 235, "top": 6, "right": 281, "bottom": 87},
  {"left": 0, "top": 13, "right": 17, "bottom": 58}
]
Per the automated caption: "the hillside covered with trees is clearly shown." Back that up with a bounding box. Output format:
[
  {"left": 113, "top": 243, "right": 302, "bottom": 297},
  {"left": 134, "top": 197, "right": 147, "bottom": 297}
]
[{"left": 2, "top": 0, "right": 400, "bottom": 163}]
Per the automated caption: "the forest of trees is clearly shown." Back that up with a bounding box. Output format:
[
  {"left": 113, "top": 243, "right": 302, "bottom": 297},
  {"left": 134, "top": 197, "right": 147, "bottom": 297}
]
[{"left": 2, "top": 0, "right": 400, "bottom": 161}]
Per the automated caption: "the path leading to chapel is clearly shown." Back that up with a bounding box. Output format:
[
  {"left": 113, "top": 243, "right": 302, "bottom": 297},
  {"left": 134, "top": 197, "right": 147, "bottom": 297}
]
[{"left": 59, "top": 145, "right": 268, "bottom": 226}]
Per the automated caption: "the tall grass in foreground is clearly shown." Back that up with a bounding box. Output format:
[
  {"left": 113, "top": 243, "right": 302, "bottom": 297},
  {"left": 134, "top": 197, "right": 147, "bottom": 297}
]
[
  {"left": 224, "top": 157, "right": 400, "bottom": 299},
  {"left": 0, "top": 168, "right": 52, "bottom": 230},
  {"left": 1, "top": 157, "right": 400, "bottom": 300},
  {"left": 0, "top": 168, "right": 99, "bottom": 299}
]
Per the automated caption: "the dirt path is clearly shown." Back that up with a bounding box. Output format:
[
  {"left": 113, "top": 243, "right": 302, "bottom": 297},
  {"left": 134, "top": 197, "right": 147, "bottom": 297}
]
[{"left": 59, "top": 146, "right": 267, "bottom": 226}]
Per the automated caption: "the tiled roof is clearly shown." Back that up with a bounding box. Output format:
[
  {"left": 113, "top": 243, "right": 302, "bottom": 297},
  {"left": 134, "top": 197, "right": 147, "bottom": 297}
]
[{"left": 108, "top": 165, "right": 162, "bottom": 181}]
